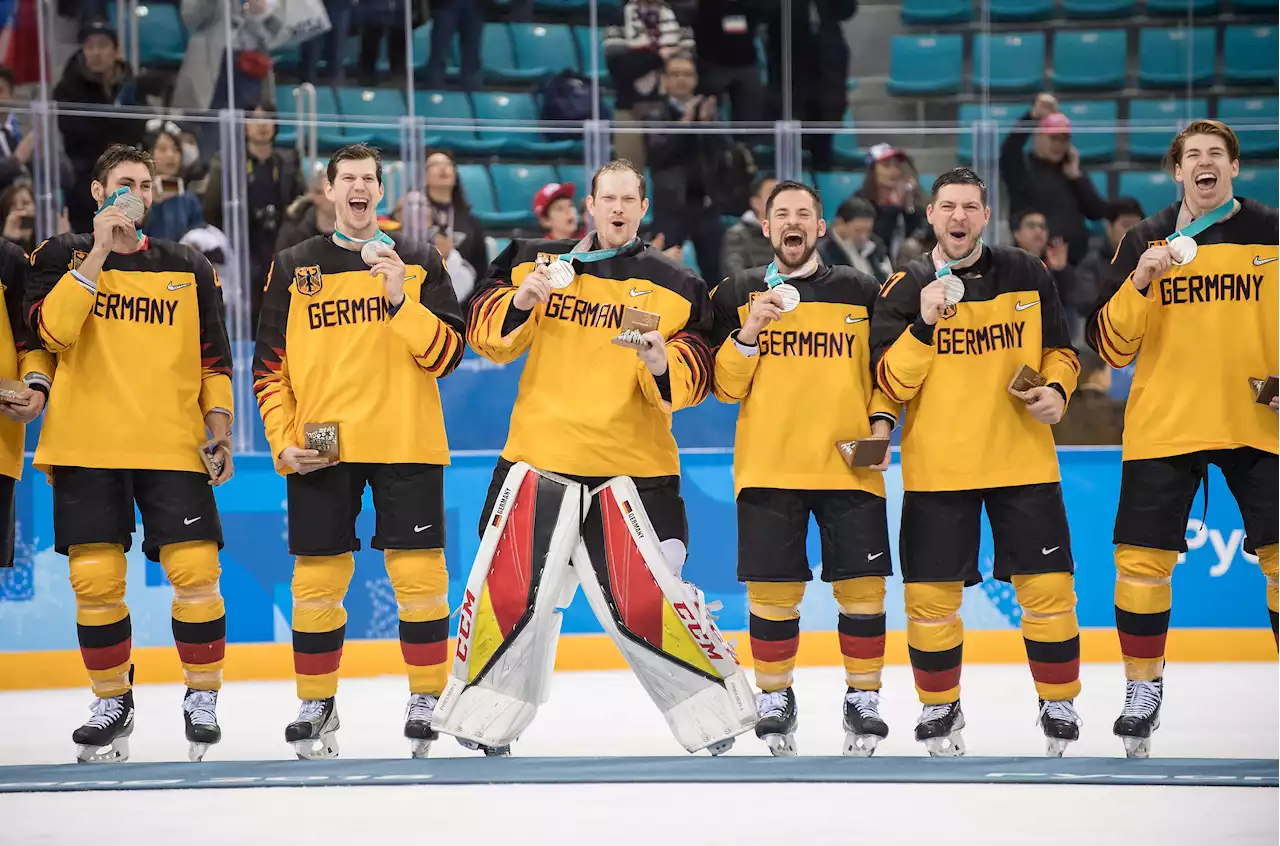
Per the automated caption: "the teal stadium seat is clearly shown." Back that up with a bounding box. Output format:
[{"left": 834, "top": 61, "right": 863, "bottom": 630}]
[
  {"left": 1058, "top": 100, "right": 1118, "bottom": 162},
  {"left": 456, "top": 165, "right": 513, "bottom": 227},
  {"left": 1128, "top": 99, "right": 1207, "bottom": 160},
  {"left": 574, "top": 26, "right": 611, "bottom": 85},
  {"left": 112, "top": 3, "right": 186, "bottom": 67},
  {"left": 1061, "top": 0, "right": 1133, "bottom": 16},
  {"left": 1223, "top": 26, "right": 1278, "bottom": 85},
  {"left": 957, "top": 102, "right": 1022, "bottom": 163},
  {"left": 1087, "top": 171, "right": 1108, "bottom": 235},
  {"left": 316, "top": 87, "right": 373, "bottom": 151},
  {"left": 488, "top": 237, "right": 512, "bottom": 263},
  {"left": 1118, "top": 171, "right": 1180, "bottom": 216},
  {"left": 492, "top": 164, "right": 560, "bottom": 226},
  {"left": 973, "top": 33, "right": 1046, "bottom": 93},
  {"left": 1234, "top": 0, "right": 1275, "bottom": 9},
  {"left": 510, "top": 23, "right": 578, "bottom": 78},
  {"left": 1138, "top": 28, "right": 1215, "bottom": 88},
  {"left": 815, "top": 172, "right": 866, "bottom": 222},
  {"left": 986, "top": 0, "right": 1055, "bottom": 22},
  {"left": 536, "top": 0, "right": 589, "bottom": 9},
  {"left": 482, "top": 23, "right": 542, "bottom": 83},
  {"left": 1147, "top": 0, "right": 1219, "bottom": 13},
  {"left": 1235, "top": 168, "right": 1279, "bottom": 208},
  {"left": 415, "top": 90, "right": 501, "bottom": 156},
  {"left": 900, "top": 0, "right": 972, "bottom": 24},
  {"left": 472, "top": 92, "right": 578, "bottom": 157},
  {"left": 888, "top": 35, "right": 964, "bottom": 95},
  {"left": 1217, "top": 97, "right": 1279, "bottom": 158},
  {"left": 832, "top": 108, "right": 860, "bottom": 165},
  {"left": 1052, "top": 30, "right": 1127, "bottom": 91},
  {"left": 336, "top": 88, "right": 406, "bottom": 151}
]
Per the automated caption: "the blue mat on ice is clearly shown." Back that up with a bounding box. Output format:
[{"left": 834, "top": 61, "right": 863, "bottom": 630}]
[{"left": 0, "top": 756, "right": 1275, "bottom": 792}]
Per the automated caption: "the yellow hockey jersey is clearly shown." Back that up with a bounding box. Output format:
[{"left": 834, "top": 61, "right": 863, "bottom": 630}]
[
  {"left": 1086, "top": 197, "right": 1278, "bottom": 461},
  {"left": 254, "top": 235, "right": 464, "bottom": 470},
  {"left": 27, "top": 234, "right": 232, "bottom": 474},
  {"left": 467, "top": 236, "right": 713, "bottom": 478},
  {"left": 0, "top": 240, "right": 53, "bottom": 480},
  {"left": 711, "top": 263, "right": 898, "bottom": 495},
  {"left": 870, "top": 245, "right": 1080, "bottom": 492}
]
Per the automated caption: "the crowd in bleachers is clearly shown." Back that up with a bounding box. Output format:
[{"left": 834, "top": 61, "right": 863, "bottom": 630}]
[{"left": 0, "top": 0, "right": 1272, "bottom": 444}]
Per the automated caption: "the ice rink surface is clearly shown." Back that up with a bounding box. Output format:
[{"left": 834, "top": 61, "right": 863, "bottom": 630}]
[{"left": 2, "top": 663, "right": 1276, "bottom": 846}]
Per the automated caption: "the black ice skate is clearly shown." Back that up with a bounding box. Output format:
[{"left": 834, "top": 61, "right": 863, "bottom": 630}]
[
  {"left": 183, "top": 688, "right": 221, "bottom": 762},
  {"left": 404, "top": 693, "right": 439, "bottom": 758},
  {"left": 1037, "top": 698, "right": 1081, "bottom": 758},
  {"left": 842, "top": 688, "right": 889, "bottom": 757},
  {"left": 72, "top": 689, "right": 135, "bottom": 764},
  {"left": 286, "top": 697, "right": 340, "bottom": 760},
  {"left": 1113, "top": 678, "right": 1162, "bottom": 759},
  {"left": 915, "top": 700, "right": 965, "bottom": 757},
  {"left": 755, "top": 687, "right": 798, "bottom": 757}
]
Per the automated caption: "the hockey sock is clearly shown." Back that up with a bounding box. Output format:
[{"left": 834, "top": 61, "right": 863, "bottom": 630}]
[
  {"left": 904, "top": 581, "right": 964, "bottom": 705},
  {"left": 1114, "top": 544, "right": 1176, "bottom": 681},
  {"left": 746, "top": 581, "right": 805, "bottom": 692},
  {"left": 161, "top": 541, "right": 225, "bottom": 691},
  {"left": 291, "top": 553, "right": 356, "bottom": 700},
  {"left": 1258, "top": 544, "right": 1278, "bottom": 643},
  {"left": 385, "top": 548, "right": 450, "bottom": 696},
  {"left": 69, "top": 543, "right": 131, "bottom": 697},
  {"left": 1012, "top": 572, "right": 1081, "bottom": 701},
  {"left": 833, "top": 577, "right": 886, "bottom": 691}
]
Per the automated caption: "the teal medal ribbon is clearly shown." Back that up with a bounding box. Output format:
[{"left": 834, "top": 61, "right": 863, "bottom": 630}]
[
  {"left": 933, "top": 238, "right": 983, "bottom": 306},
  {"left": 762, "top": 261, "right": 804, "bottom": 312},
  {"left": 546, "top": 235, "right": 638, "bottom": 288},
  {"left": 1166, "top": 198, "right": 1234, "bottom": 266},
  {"left": 333, "top": 228, "right": 394, "bottom": 265}
]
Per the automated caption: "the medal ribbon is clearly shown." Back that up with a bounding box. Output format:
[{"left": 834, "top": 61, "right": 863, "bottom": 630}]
[
  {"left": 933, "top": 238, "right": 984, "bottom": 279},
  {"left": 763, "top": 254, "right": 819, "bottom": 288},
  {"left": 557, "top": 234, "right": 638, "bottom": 265},
  {"left": 333, "top": 228, "right": 394, "bottom": 250},
  {"left": 1168, "top": 198, "right": 1234, "bottom": 242},
  {"left": 97, "top": 187, "right": 145, "bottom": 241}
]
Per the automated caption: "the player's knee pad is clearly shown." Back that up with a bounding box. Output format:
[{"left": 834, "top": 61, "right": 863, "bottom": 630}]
[
  {"left": 833, "top": 576, "right": 886, "bottom": 616},
  {"left": 292, "top": 553, "right": 356, "bottom": 633},
  {"left": 746, "top": 581, "right": 805, "bottom": 620},
  {"left": 1258, "top": 544, "right": 1278, "bottom": 612},
  {"left": 160, "top": 541, "right": 223, "bottom": 623},
  {"left": 1011, "top": 572, "right": 1078, "bottom": 642},
  {"left": 69, "top": 543, "right": 128, "bottom": 627},
  {"left": 432, "top": 462, "right": 583, "bottom": 749},
  {"left": 572, "top": 475, "right": 756, "bottom": 754},
  {"left": 904, "top": 581, "right": 962, "bottom": 622},
  {"left": 384, "top": 548, "right": 449, "bottom": 622},
  {"left": 1114, "top": 544, "right": 1176, "bottom": 614}
]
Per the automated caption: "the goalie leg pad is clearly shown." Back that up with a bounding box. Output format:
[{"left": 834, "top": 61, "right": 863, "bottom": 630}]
[
  {"left": 431, "top": 462, "right": 583, "bottom": 748},
  {"left": 573, "top": 475, "right": 757, "bottom": 753}
]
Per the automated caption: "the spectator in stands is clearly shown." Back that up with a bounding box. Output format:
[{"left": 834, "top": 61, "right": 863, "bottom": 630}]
[
  {"left": 1000, "top": 94, "right": 1107, "bottom": 267},
  {"left": 54, "top": 19, "right": 143, "bottom": 234},
  {"left": 819, "top": 196, "right": 893, "bottom": 285},
  {"left": 142, "top": 121, "right": 205, "bottom": 243},
  {"left": 605, "top": 0, "right": 696, "bottom": 169},
  {"left": 1073, "top": 196, "right": 1144, "bottom": 337},
  {"left": 354, "top": 0, "right": 408, "bottom": 88},
  {"left": 277, "top": 166, "right": 335, "bottom": 252},
  {"left": 855, "top": 143, "right": 929, "bottom": 264},
  {"left": 397, "top": 150, "right": 488, "bottom": 293},
  {"left": 300, "top": 0, "right": 354, "bottom": 84},
  {"left": 533, "top": 181, "right": 585, "bottom": 242},
  {"left": 646, "top": 52, "right": 729, "bottom": 284},
  {"left": 691, "top": 0, "right": 767, "bottom": 123},
  {"left": 0, "top": 66, "right": 33, "bottom": 194},
  {"left": 1011, "top": 206, "right": 1079, "bottom": 337},
  {"left": 1051, "top": 351, "right": 1124, "bottom": 446},
  {"left": 721, "top": 174, "right": 775, "bottom": 278},
  {"left": 426, "top": 0, "right": 482, "bottom": 90},
  {"left": 0, "top": 180, "right": 34, "bottom": 251},
  {"left": 203, "top": 101, "right": 306, "bottom": 328}
]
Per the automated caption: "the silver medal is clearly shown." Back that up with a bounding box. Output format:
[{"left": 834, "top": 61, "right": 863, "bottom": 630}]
[
  {"left": 1168, "top": 234, "right": 1198, "bottom": 266},
  {"left": 547, "top": 260, "right": 576, "bottom": 289},
  {"left": 361, "top": 241, "right": 387, "bottom": 266},
  {"left": 773, "top": 282, "right": 801, "bottom": 312},
  {"left": 941, "top": 276, "right": 966, "bottom": 307},
  {"left": 114, "top": 191, "right": 146, "bottom": 223}
]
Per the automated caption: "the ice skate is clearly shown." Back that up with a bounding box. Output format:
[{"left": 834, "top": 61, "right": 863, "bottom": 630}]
[
  {"left": 1037, "top": 698, "right": 1081, "bottom": 758},
  {"left": 457, "top": 737, "right": 512, "bottom": 757},
  {"left": 72, "top": 689, "right": 135, "bottom": 764},
  {"left": 404, "top": 693, "right": 439, "bottom": 758},
  {"left": 1113, "top": 678, "right": 1162, "bottom": 759},
  {"left": 183, "top": 688, "right": 221, "bottom": 762},
  {"left": 754, "top": 687, "right": 798, "bottom": 757},
  {"left": 915, "top": 700, "right": 965, "bottom": 757},
  {"left": 286, "top": 697, "right": 340, "bottom": 760},
  {"left": 842, "top": 688, "right": 889, "bottom": 757}
]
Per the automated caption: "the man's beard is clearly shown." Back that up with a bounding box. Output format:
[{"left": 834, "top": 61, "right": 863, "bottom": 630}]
[{"left": 773, "top": 238, "right": 816, "bottom": 270}]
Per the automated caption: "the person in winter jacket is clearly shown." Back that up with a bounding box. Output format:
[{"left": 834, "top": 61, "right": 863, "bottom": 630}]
[{"left": 720, "top": 174, "right": 776, "bottom": 278}]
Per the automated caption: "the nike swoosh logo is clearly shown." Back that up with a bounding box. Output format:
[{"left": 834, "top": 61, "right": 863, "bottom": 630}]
[
  {"left": 1014, "top": 300, "right": 1039, "bottom": 312},
  {"left": 1254, "top": 256, "right": 1278, "bottom": 266},
  {"left": 846, "top": 316, "right": 868, "bottom": 324},
  {"left": 1041, "top": 546, "right": 1059, "bottom": 555},
  {"left": 168, "top": 282, "right": 191, "bottom": 291},
  {"left": 629, "top": 288, "right": 651, "bottom": 297},
  {"left": 414, "top": 524, "right": 433, "bottom": 533},
  {"left": 867, "top": 552, "right": 884, "bottom": 561},
  {"left": 184, "top": 516, "right": 202, "bottom": 525}
]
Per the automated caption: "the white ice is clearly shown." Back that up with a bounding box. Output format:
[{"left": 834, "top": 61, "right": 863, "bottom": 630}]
[{"left": 2, "top": 663, "right": 1277, "bottom": 845}]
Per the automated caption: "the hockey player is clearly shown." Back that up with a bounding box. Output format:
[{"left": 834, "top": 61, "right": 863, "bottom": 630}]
[
  {"left": 711, "top": 181, "right": 896, "bottom": 757},
  {"left": 1086, "top": 120, "right": 1278, "bottom": 758},
  {"left": 870, "top": 168, "right": 1084, "bottom": 757},
  {"left": 27, "top": 144, "right": 235, "bottom": 763},
  {"left": 435, "top": 159, "right": 755, "bottom": 756},
  {"left": 254, "top": 143, "right": 465, "bottom": 760}
]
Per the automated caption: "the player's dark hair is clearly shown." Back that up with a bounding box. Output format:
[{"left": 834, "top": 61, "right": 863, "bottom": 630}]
[
  {"left": 1106, "top": 196, "right": 1145, "bottom": 223},
  {"left": 1010, "top": 207, "right": 1046, "bottom": 231},
  {"left": 591, "top": 159, "right": 647, "bottom": 201},
  {"left": 93, "top": 143, "right": 155, "bottom": 185},
  {"left": 1165, "top": 119, "right": 1240, "bottom": 171},
  {"left": 327, "top": 142, "right": 383, "bottom": 186},
  {"left": 750, "top": 173, "right": 777, "bottom": 199},
  {"left": 765, "top": 180, "right": 822, "bottom": 220},
  {"left": 931, "top": 167, "right": 988, "bottom": 207},
  {"left": 836, "top": 196, "right": 877, "bottom": 223}
]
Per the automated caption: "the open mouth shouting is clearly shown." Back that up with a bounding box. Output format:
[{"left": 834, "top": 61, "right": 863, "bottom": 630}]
[
  {"left": 1192, "top": 170, "right": 1219, "bottom": 198},
  {"left": 780, "top": 230, "right": 806, "bottom": 255},
  {"left": 348, "top": 197, "right": 371, "bottom": 217}
]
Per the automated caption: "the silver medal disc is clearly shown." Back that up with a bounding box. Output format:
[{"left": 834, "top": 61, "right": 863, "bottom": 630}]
[
  {"left": 941, "top": 276, "right": 966, "bottom": 307},
  {"left": 547, "top": 260, "right": 576, "bottom": 289},
  {"left": 773, "top": 282, "right": 801, "bottom": 312},
  {"left": 361, "top": 241, "right": 385, "bottom": 266},
  {"left": 114, "top": 192, "right": 146, "bottom": 223},
  {"left": 1168, "top": 234, "right": 1198, "bottom": 266}
]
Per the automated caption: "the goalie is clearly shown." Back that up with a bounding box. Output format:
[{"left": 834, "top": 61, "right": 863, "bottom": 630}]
[{"left": 433, "top": 160, "right": 755, "bottom": 755}]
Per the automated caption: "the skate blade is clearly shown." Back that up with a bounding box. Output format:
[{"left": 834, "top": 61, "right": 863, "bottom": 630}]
[
  {"left": 922, "top": 731, "right": 965, "bottom": 758},
  {"left": 705, "top": 738, "right": 734, "bottom": 757},
  {"left": 457, "top": 737, "right": 512, "bottom": 756},
  {"left": 762, "top": 733, "right": 797, "bottom": 757},
  {"left": 842, "top": 733, "right": 880, "bottom": 757},
  {"left": 293, "top": 733, "right": 340, "bottom": 760},
  {"left": 1044, "top": 737, "right": 1072, "bottom": 758},
  {"left": 1121, "top": 735, "right": 1152, "bottom": 759},
  {"left": 75, "top": 736, "right": 130, "bottom": 765},
  {"left": 188, "top": 742, "right": 211, "bottom": 763},
  {"left": 409, "top": 738, "right": 433, "bottom": 759}
]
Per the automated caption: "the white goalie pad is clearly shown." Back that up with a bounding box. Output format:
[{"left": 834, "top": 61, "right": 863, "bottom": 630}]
[
  {"left": 572, "top": 476, "right": 758, "bottom": 753},
  {"left": 431, "top": 462, "right": 583, "bottom": 749}
]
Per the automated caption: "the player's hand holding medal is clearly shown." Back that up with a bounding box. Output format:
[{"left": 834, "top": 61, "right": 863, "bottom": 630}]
[
  {"left": 92, "top": 186, "right": 145, "bottom": 253},
  {"left": 0, "top": 378, "right": 44, "bottom": 423},
  {"left": 362, "top": 234, "right": 406, "bottom": 307}
]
